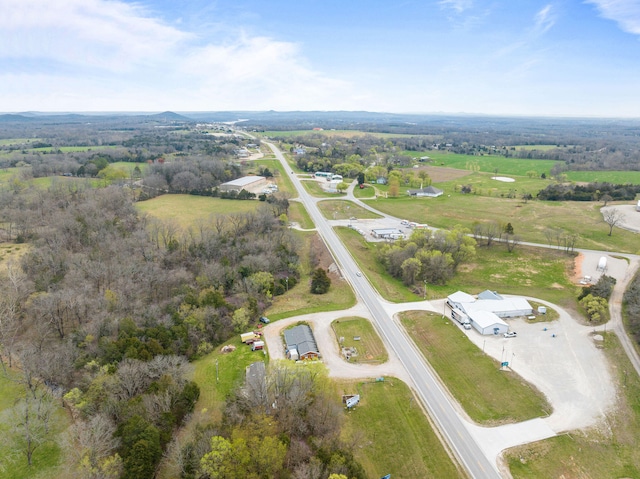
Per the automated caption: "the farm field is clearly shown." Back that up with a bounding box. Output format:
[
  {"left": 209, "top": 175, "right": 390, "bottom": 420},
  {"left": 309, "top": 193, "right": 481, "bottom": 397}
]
[
  {"left": 565, "top": 170, "right": 640, "bottom": 184},
  {"left": 400, "top": 311, "right": 551, "bottom": 425},
  {"left": 136, "top": 194, "right": 259, "bottom": 229},
  {"left": 406, "top": 150, "right": 560, "bottom": 177}
]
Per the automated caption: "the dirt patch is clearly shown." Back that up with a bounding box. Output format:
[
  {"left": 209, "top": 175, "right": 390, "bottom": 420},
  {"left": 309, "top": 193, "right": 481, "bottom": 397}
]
[
  {"left": 570, "top": 253, "right": 584, "bottom": 284},
  {"left": 310, "top": 233, "right": 343, "bottom": 281}
]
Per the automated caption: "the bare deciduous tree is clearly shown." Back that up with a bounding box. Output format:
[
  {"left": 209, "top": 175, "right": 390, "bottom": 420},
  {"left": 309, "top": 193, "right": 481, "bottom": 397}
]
[{"left": 603, "top": 208, "right": 625, "bottom": 236}]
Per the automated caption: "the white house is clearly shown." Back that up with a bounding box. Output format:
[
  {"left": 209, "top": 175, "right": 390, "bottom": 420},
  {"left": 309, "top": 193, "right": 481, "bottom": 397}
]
[{"left": 468, "top": 310, "right": 508, "bottom": 335}]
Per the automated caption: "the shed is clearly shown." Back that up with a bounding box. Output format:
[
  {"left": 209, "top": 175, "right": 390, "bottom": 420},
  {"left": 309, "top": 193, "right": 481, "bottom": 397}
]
[
  {"left": 468, "top": 310, "right": 508, "bottom": 335},
  {"left": 284, "top": 324, "right": 319, "bottom": 360}
]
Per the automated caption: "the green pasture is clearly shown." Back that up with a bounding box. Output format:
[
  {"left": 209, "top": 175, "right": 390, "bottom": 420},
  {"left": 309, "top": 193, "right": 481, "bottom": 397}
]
[
  {"left": 317, "top": 200, "right": 382, "bottom": 220},
  {"left": 401, "top": 311, "right": 550, "bottom": 424},
  {"left": 340, "top": 378, "right": 462, "bottom": 479},
  {"left": 136, "top": 194, "right": 259, "bottom": 229},
  {"left": 363, "top": 193, "right": 640, "bottom": 254},
  {"left": 331, "top": 317, "right": 388, "bottom": 363},
  {"left": 505, "top": 332, "right": 640, "bottom": 478},
  {"left": 267, "top": 230, "right": 356, "bottom": 319},
  {"left": 565, "top": 170, "right": 640, "bottom": 184},
  {"left": 407, "top": 150, "right": 560, "bottom": 177}
]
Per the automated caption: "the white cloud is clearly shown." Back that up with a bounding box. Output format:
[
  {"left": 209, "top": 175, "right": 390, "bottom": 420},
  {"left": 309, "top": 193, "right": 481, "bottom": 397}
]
[
  {"left": 586, "top": 0, "right": 640, "bottom": 35},
  {"left": 534, "top": 4, "right": 556, "bottom": 34},
  {"left": 438, "top": 0, "right": 474, "bottom": 13},
  {"left": 0, "top": 0, "right": 359, "bottom": 111}
]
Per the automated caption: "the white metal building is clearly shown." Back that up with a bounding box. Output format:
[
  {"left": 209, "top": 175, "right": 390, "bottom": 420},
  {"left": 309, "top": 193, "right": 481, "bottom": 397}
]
[
  {"left": 219, "top": 176, "right": 267, "bottom": 193},
  {"left": 468, "top": 310, "right": 508, "bottom": 335}
]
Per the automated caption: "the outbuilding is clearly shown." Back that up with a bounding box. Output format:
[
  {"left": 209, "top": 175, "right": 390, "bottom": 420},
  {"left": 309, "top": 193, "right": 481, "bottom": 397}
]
[
  {"left": 219, "top": 176, "right": 267, "bottom": 193},
  {"left": 407, "top": 186, "right": 443, "bottom": 197},
  {"left": 468, "top": 310, "right": 508, "bottom": 335},
  {"left": 284, "top": 324, "right": 319, "bottom": 360}
]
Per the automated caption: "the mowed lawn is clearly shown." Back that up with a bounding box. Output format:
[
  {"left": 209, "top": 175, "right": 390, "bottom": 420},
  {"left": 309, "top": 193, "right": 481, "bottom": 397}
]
[
  {"left": 317, "top": 199, "right": 382, "bottom": 220},
  {"left": 136, "top": 194, "right": 260, "bottom": 228},
  {"left": 340, "top": 378, "right": 463, "bottom": 479},
  {"left": 331, "top": 317, "right": 388, "bottom": 363}
]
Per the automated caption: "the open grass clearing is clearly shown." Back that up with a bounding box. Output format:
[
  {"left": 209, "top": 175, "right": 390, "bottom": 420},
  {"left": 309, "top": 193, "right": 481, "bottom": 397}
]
[
  {"left": 288, "top": 200, "right": 315, "bottom": 229},
  {"left": 400, "top": 311, "right": 550, "bottom": 425},
  {"left": 353, "top": 184, "right": 376, "bottom": 198},
  {"left": 405, "top": 150, "right": 560, "bottom": 177},
  {"left": 332, "top": 317, "right": 388, "bottom": 363},
  {"left": 505, "top": 332, "right": 640, "bottom": 478},
  {"left": 267, "top": 230, "right": 356, "bottom": 319},
  {"left": 136, "top": 194, "right": 259, "bottom": 229},
  {"left": 317, "top": 200, "right": 382, "bottom": 220},
  {"left": 335, "top": 227, "right": 422, "bottom": 303},
  {"left": 339, "top": 378, "right": 463, "bottom": 479},
  {"left": 246, "top": 158, "right": 298, "bottom": 198},
  {"left": 363, "top": 192, "right": 639, "bottom": 254},
  {"left": 192, "top": 335, "right": 268, "bottom": 422},
  {"left": 565, "top": 169, "right": 640, "bottom": 184},
  {"left": 0, "top": 372, "right": 68, "bottom": 479},
  {"left": 300, "top": 179, "right": 346, "bottom": 198}
]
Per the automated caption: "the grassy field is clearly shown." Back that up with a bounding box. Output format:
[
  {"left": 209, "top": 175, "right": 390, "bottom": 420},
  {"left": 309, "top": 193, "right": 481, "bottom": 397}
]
[
  {"left": 400, "top": 311, "right": 550, "bottom": 424},
  {"left": 288, "top": 201, "right": 315, "bottom": 229},
  {"left": 0, "top": 373, "right": 68, "bottom": 479},
  {"left": 353, "top": 184, "right": 376, "bottom": 198},
  {"left": 339, "top": 378, "right": 463, "bottom": 478},
  {"left": 267, "top": 230, "right": 357, "bottom": 319},
  {"left": 246, "top": 158, "right": 298, "bottom": 198},
  {"left": 332, "top": 317, "right": 388, "bottom": 363},
  {"left": 136, "top": 194, "right": 260, "bottom": 229},
  {"left": 505, "top": 332, "right": 640, "bottom": 477},
  {"left": 192, "top": 335, "right": 268, "bottom": 422},
  {"left": 317, "top": 200, "right": 382, "bottom": 220},
  {"left": 301, "top": 179, "right": 347, "bottom": 198},
  {"left": 363, "top": 192, "right": 640, "bottom": 254},
  {"left": 565, "top": 170, "right": 640, "bottom": 184},
  {"left": 406, "top": 150, "right": 560, "bottom": 177}
]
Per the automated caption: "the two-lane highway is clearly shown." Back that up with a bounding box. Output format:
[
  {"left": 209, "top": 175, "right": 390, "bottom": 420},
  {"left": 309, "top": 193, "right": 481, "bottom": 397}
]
[{"left": 266, "top": 142, "right": 501, "bottom": 478}]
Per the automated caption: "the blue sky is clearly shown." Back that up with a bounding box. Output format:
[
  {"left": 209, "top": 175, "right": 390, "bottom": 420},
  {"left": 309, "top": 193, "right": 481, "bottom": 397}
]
[{"left": 2, "top": 0, "right": 640, "bottom": 116}]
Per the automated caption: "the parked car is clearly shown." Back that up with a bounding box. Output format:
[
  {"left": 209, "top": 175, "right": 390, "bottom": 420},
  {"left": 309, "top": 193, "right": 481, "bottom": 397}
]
[
  {"left": 504, "top": 331, "right": 517, "bottom": 338},
  {"left": 259, "top": 316, "right": 270, "bottom": 324}
]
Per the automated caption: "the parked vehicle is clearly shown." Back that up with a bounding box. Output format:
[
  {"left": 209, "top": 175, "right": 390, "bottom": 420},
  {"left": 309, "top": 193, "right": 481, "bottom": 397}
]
[
  {"left": 259, "top": 316, "right": 270, "bottom": 324},
  {"left": 504, "top": 331, "right": 517, "bottom": 338}
]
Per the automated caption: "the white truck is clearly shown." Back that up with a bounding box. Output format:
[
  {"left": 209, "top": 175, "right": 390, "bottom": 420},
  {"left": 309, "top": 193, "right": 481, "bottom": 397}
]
[{"left": 451, "top": 308, "right": 471, "bottom": 330}]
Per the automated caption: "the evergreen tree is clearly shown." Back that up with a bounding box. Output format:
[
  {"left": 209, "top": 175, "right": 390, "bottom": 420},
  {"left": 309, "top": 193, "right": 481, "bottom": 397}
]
[{"left": 310, "top": 268, "right": 331, "bottom": 294}]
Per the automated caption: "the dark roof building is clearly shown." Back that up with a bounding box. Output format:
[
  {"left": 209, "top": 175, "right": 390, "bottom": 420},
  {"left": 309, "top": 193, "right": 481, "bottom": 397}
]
[
  {"left": 284, "top": 324, "right": 319, "bottom": 360},
  {"left": 407, "top": 186, "right": 444, "bottom": 197}
]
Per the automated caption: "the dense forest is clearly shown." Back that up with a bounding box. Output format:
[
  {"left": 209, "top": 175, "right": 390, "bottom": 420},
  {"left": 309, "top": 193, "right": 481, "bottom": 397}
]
[{"left": 0, "top": 183, "right": 301, "bottom": 477}]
